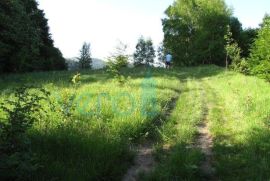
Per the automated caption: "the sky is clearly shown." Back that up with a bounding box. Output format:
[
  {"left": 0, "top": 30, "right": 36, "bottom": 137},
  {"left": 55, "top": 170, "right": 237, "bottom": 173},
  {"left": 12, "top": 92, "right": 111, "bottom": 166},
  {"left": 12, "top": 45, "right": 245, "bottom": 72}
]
[{"left": 37, "top": 0, "right": 270, "bottom": 59}]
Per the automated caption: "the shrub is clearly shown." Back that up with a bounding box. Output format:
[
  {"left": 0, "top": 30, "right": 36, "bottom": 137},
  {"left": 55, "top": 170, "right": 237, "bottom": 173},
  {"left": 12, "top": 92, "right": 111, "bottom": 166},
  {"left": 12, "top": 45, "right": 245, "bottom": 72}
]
[
  {"left": 248, "top": 15, "right": 270, "bottom": 80},
  {"left": 238, "top": 59, "right": 250, "bottom": 75},
  {"left": 107, "top": 55, "right": 128, "bottom": 74},
  {"left": 0, "top": 86, "right": 50, "bottom": 180},
  {"left": 225, "top": 25, "right": 247, "bottom": 73},
  {"left": 251, "top": 60, "right": 270, "bottom": 81},
  {"left": 106, "top": 42, "right": 129, "bottom": 84}
]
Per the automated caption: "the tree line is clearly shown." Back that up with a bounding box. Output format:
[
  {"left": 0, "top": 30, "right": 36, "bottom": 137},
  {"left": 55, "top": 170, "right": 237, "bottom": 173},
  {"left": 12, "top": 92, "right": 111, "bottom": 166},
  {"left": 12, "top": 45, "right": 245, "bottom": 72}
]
[
  {"left": 1, "top": 0, "right": 269, "bottom": 81},
  {"left": 0, "top": 0, "right": 66, "bottom": 73},
  {"left": 162, "top": 0, "right": 270, "bottom": 80},
  {"left": 0, "top": 0, "right": 160, "bottom": 73},
  {"left": 76, "top": 37, "right": 157, "bottom": 70}
]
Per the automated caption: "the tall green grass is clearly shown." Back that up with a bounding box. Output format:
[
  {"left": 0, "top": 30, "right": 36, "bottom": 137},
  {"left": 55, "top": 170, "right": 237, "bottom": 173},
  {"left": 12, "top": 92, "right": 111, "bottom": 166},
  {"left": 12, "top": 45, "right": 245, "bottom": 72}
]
[
  {"left": 1, "top": 65, "right": 270, "bottom": 180},
  {"left": 202, "top": 68, "right": 270, "bottom": 180},
  {"left": 0, "top": 67, "right": 181, "bottom": 180},
  {"left": 144, "top": 77, "right": 204, "bottom": 180},
  {"left": 143, "top": 65, "right": 270, "bottom": 180}
]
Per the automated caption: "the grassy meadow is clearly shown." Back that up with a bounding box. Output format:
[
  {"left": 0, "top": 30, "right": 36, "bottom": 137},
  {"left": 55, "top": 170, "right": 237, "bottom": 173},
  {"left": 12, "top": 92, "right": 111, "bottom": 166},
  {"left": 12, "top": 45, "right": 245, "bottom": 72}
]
[
  {"left": 1, "top": 65, "right": 270, "bottom": 180},
  {"left": 0, "top": 67, "right": 181, "bottom": 180},
  {"left": 143, "top": 66, "right": 270, "bottom": 180}
]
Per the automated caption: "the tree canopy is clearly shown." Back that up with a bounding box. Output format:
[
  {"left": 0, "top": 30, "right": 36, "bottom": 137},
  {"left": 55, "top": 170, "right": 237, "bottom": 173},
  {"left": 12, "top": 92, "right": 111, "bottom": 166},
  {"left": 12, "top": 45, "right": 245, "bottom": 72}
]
[
  {"left": 0, "top": 0, "right": 66, "bottom": 73},
  {"left": 248, "top": 15, "right": 270, "bottom": 80},
  {"left": 78, "top": 42, "right": 92, "bottom": 69},
  {"left": 133, "top": 37, "right": 156, "bottom": 66},
  {"left": 162, "top": 0, "right": 231, "bottom": 66}
]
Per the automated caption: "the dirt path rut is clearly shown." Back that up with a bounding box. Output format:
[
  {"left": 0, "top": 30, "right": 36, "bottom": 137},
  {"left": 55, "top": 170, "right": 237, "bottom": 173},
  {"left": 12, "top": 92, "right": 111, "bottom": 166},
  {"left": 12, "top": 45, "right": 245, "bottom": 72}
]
[
  {"left": 122, "top": 143, "right": 155, "bottom": 181},
  {"left": 122, "top": 97, "right": 178, "bottom": 181},
  {"left": 196, "top": 87, "right": 217, "bottom": 180}
]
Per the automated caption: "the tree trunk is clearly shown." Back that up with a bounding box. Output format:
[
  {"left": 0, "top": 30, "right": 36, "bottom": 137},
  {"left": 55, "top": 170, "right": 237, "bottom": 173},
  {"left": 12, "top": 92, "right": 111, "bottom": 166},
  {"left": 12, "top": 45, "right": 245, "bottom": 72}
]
[{"left": 226, "top": 53, "right": 228, "bottom": 70}]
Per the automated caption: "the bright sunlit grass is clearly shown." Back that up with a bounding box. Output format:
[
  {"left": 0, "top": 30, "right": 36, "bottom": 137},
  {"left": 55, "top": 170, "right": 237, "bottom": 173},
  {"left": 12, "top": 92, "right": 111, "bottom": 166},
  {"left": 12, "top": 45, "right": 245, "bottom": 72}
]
[{"left": 1, "top": 65, "right": 270, "bottom": 180}]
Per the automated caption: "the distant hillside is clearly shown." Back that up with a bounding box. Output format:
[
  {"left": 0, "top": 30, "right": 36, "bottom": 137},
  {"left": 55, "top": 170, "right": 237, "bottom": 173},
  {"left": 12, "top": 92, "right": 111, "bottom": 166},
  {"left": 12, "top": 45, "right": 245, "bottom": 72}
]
[
  {"left": 66, "top": 58, "right": 164, "bottom": 70},
  {"left": 66, "top": 58, "right": 106, "bottom": 70},
  {"left": 92, "top": 58, "right": 106, "bottom": 70}
]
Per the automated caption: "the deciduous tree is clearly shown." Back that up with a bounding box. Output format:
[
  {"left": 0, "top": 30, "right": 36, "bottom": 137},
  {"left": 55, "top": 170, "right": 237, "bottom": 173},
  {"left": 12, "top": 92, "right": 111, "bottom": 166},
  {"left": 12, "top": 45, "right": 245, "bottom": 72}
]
[
  {"left": 162, "top": 0, "right": 231, "bottom": 66},
  {"left": 248, "top": 15, "right": 270, "bottom": 80},
  {"left": 134, "top": 37, "right": 156, "bottom": 66},
  {"left": 0, "top": 0, "right": 66, "bottom": 73}
]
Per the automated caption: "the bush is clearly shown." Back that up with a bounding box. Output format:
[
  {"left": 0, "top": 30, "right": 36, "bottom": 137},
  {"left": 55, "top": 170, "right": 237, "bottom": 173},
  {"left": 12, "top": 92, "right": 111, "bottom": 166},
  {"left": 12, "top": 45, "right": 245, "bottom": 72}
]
[
  {"left": 248, "top": 15, "right": 270, "bottom": 80},
  {"left": 0, "top": 86, "right": 50, "bottom": 180},
  {"left": 238, "top": 59, "right": 250, "bottom": 74},
  {"left": 251, "top": 60, "right": 270, "bottom": 81},
  {"left": 106, "top": 42, "right": 129, "bottom": 84},
  {"left": 107, "top": 55, "right": 128, "bottom": 74},
  {"left": 227, "top": 43, "right": 242, "bottom": 71},
  {"left": 107, "top": 55, "right": 129, "bottom": 84},
  {"left": 224, "top": 25, "right": 251, "bottom": 75}
]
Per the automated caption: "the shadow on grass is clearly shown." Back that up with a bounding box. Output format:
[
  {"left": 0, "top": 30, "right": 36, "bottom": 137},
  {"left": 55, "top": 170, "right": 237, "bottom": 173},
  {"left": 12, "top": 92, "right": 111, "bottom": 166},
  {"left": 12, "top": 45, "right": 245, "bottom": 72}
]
[
  {"left": 0, "top": 69, "right": 111, "bottom": 91},
  {"left": 143, "top": 144, "right": 203, "bottom": 181},
  {"left": 140, "top": 79, "right": 206, "bottom": 180},
  {"left": 30, "top": 125, "right": 133, "bottom": 181},
  {"left": 0, "top": 65, "right": 224, "bottom": 94},
  {"left": 123, "top": 65, "right": 225, "bottom": 81},
  {"left": 214, "top": 125, "right": 270, "bottom": 180},
  {"left": 1, "top": 65, "right": 227, "bottom": 180}
]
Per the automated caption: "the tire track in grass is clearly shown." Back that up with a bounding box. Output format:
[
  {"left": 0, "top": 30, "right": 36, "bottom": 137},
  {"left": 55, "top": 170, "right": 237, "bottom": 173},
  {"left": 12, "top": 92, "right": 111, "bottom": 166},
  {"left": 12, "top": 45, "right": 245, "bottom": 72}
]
[
  {"left": 143, "top": 78, "right": 207, "bottom": 180},
  {"left": 122, "top": 96, "right": 179, "bottom": 181},
  {"left": 122, "top": 142, "right": 155, "bottom": 181},
  {"left": 196, "top": 81, "right": 217, "bottom": 180}
]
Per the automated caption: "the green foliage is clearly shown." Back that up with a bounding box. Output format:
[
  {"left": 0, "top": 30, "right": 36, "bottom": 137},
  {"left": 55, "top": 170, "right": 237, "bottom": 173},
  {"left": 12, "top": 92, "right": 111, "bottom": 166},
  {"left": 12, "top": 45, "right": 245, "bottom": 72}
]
[
  {"left": 133, "top": 37, "right": 156, "bottom": 66},
  {"left": 40, "top": 46, "right": 67, "bottom": 71},
  {"left": 157, "top": 43, "right": 165, "bottom": 63},
  {"left": 145, "top": 66, "right": 270, "bottom": 180},
  {"left": 71, "top": 73, "right": 81, "bottom": 85},
  {"left": 0, "top": 86, "right": 50, "bottom": 180},
  {"left": 107, "top": 56, "right": 129, "bottom": 84},
  {"left": 0, "top": 66, "right": 270, "bottom": 180},
  {"left": 224, "top": 19, "right": 258, "bottom": 75},
  {"left": 204, "top": 67, "right": 270, "bottom": 180},
  {"left": 57, "top": 73, "right": 81, "bottom": 122},
  {"left": 239, "top": 28, "right": 258, "bottom": 58},
  {"left": 57, "top": 89, "right": 76, "bottom": 123},
  {"left": 0, "top": 0, "right": 66, "bottom": 73},
  {"left": 107, "top": 55, "right": 128, "bottom": 76},
  {"left": 133, "top": 37, "right": 146, "bottom": 65},
  {"left": 145, "top": 77, "right": 203, "bottom": 180},
  {"left": 248, "top": 15, "right": 270, "bottom": 81},
  {"left": 55, "top": 73, "right": 81, "bottom": 124},
  {"left": 78, "top": 42, "right": 92, "bottom": 69},
  {"left": 0, "top": 0, "right": 40, "bottom": 72},
  {"left": 107, "top": 42, "right": 129, "bottom": 84},
  {"left": 229, "top": 17, "right": 242, "bottom": 44},
  {"left": 224, "top": 25, "right": 246, "bottom": 73},
  {"left": 163, "top": 0, "right": 230, "bottom": 66},
  {"left": 237, "top": 59, "right": 250, "bottom": 75},
  {"left": 0, "top": 67, "right": 180, "bottom": 180}
]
